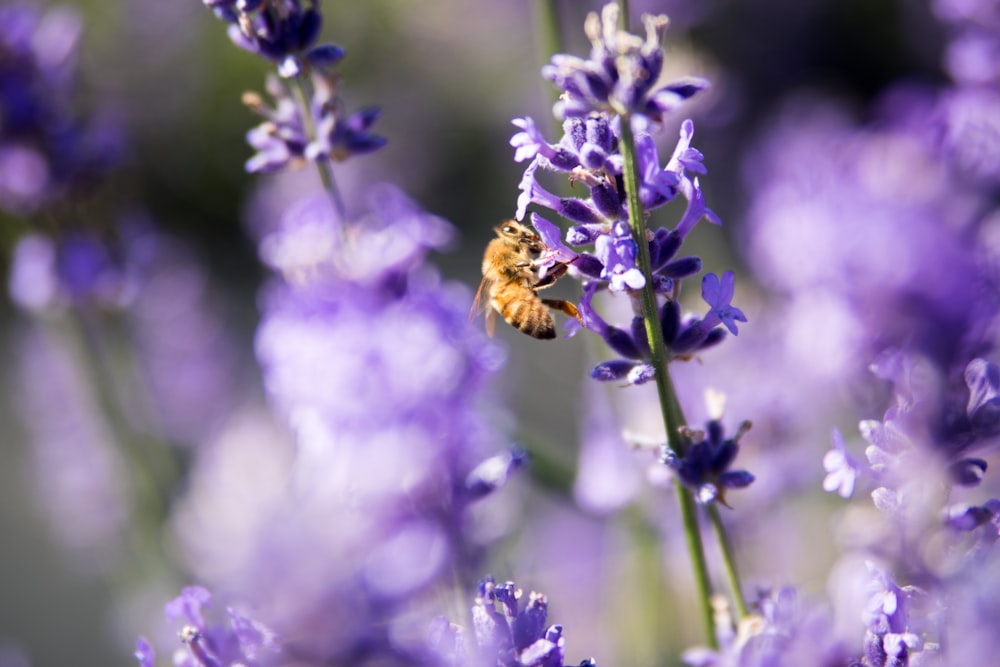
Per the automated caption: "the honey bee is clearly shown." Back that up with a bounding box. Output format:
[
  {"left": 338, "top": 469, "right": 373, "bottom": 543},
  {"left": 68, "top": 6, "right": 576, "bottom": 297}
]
[{"left": 471, "top": 220, "right": 581, "bottom": 339}]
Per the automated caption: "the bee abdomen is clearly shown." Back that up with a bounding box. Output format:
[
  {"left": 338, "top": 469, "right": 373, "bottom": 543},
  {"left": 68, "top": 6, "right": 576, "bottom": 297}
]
[{"left": 502, "top": 297, "right": 556, "bottom": 339}]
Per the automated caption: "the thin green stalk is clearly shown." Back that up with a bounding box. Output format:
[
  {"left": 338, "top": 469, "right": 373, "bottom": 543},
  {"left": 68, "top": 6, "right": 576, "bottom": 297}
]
[
  {"left": 535, "top": 0, "right": 564, "bottom": 136},
  {"left": 708, "top": 504, "right": 749, "bottom": 620},
  {"left": 65, "top": 312, "right": 180, "bottom": 587},
  {"left": 618, "top": 117, "right": 717, "bottom": 649},
  {"left": 288, "top": 75, "right": 348, "bottom": 223},
  {"left": 536, "top": 0, "right": 563, "bottom": 75}
]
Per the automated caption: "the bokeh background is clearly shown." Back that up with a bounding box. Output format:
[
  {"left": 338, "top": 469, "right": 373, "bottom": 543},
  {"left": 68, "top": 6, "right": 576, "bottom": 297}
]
[{"left": 2, "top": 0, "right": 998, "bottom": 665}]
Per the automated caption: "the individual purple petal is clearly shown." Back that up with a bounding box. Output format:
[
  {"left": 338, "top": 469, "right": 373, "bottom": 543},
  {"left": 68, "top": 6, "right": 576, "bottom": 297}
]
[
  {"left": 699, "top": 272, "right": 747, "bottom": 335},
  {"left": 719, "top": 470, "right": 755, "bottom": 489},
  {"left": 530, "top": 213, "right": 579, "bottom": 278},
  {"left": 823, "top": 429, "right": 860, "bottom": 498},
  {"left": 965, "top": 357, "right": 1000, "bottom": 436},
  {"left": 872, "top": 487, "right": 901, "bottom": 513},
  {"left": 464, "top": 449, "right": 527, "bottom": 500},
  {"left": 227, "top": 608, "right": 282, "bottom": 660},
  {"left": 134, "top": 638, "right": 155, "bottom": 667},
  {"left": 948, "top": 457, "right": 987, "bottom": 486},
  {"left": 591, "top": 359, "right": 640, "bottom": 382},
  {"left": 626, "top": 363, "right": 656, "bottom": 385},
  {"left": 165, "top": 586, "right": 212, "bottom": 628},
  {"left": 944, "top": 502, "right": 998, "bottom": 531},
  {"left": 305, "top": 43, "right": 345, "bottom": 67},
  {"left": 510, "top": 117, "right": 575, "bottom": 168}
]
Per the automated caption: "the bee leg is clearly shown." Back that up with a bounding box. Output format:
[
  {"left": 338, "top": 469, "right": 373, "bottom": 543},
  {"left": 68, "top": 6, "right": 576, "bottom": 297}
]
[{"left": 541, "top": 299, "right": 584, "bottom": 326}]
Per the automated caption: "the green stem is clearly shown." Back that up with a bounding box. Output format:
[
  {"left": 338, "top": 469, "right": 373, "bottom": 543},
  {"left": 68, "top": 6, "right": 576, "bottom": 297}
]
[
  {"left": 535, "top": 0, "right": 564, "bottom": 135},
  {"left": 288, "top": 75, "right": 348, "bottom": 223},
  {"left": 708, "top": 504, "right": 749, "bottom": 620},
  {"left": 618, "top": 118, "right": 717, "bottom": 649},
  {"left": 64, "top": 312, "right": 181, "bottom": 587}
]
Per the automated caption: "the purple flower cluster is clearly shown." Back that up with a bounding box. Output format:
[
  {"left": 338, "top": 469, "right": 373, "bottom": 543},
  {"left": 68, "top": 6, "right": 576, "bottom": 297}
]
[
  {"left": 817, "top": 349, "right": 1000, "bottom": 666},
  {"left": 541, "top": 4, "right": 708, "bottom": 124},
  {"left": 859, "top": 566, "right": 933, "bottom": 667},
  {"left": 136, "top": 586, "right": 282, "bottom": 667},
  {"left": 682, "top": 587, "right": 848, "bottom": 667},
  {"left": 199, "top": 0, "right": 384, "bottom": 173},
  {"left": 202, "top": 0, "right": 344, "bottom": 76},
  {"left": 510, "top": 4, "right": 742, "bottom": 385},
  {"left": 0, "top": 2, "right": 120, "bottom": 215},
  {"left": 822, "top": 350, "right": 1000, "bottom": 509},
  {"left": 933, "top": 0, "right": 1000, "bottom": 185},
  {"left": 141, "top": 186, "right": 519, "bottom": 665},
  {"left": 242, "top": 72, "right": 385, "bottom": 173},
  {"left": 661, "top": 412, "right": 755, "bottom": 506},
  {"left": 429, "top": 577, "right": 594, "bottom": 667}
]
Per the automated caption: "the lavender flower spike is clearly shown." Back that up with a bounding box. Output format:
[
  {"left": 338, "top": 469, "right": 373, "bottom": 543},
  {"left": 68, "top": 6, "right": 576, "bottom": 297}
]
[{"left": 542, "top": 3, "right": 708, "bottom": 125}]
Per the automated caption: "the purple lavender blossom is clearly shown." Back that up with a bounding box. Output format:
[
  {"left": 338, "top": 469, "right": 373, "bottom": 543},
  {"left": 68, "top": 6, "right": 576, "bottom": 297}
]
[
  {"left": 593, "top": 220, "right": 645, "bottom": 292},
  {"left": 943, "top": 498, "right": 1000, "bottom": 532},
  {"left": 583, "top": 274, "right": 735, "bottom": 385},
  {"left": 201, "top": 0, "right": 343, "bottom": 76},
  {"left": 136, "top": 586, "right": 282, "bottom": 667},
  {"left": 541, "top": 4, "right": 708, "bottom": 125},
  {"left": 0, "top": 2, "right": 121, "bottom": 215},
  {"left": 822, "top": 429, "right": 860, "bottom": 499},
  {"left": 659, "top": 403, "right": 755, "bottom": 506},
  {"left": 8, "top": 232, "right": 128, "bottom": 311},
  {"left": 742, "top": 92, "right": 999, "bottom": 418},
  {"left": 164, "top": 186, "right": 514, "bottom": 664},
  {"left": 243, "top": 70, "right": 385, "bottom": 174},
  {"left": 510, "top": 29, "right": 736, "bottom": 379},
  {"left": 429, "top": 577, "right": 594, "bottom": 667},
  {"left": 859, "top": 566, "right": 932, "bottom": 667}
]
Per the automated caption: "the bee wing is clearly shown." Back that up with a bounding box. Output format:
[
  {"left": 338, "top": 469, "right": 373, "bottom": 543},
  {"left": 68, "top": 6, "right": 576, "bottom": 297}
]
[
  {"left": 470, "top": 252, "right": 504, "bottom": 337},
  {"left": 470, "top": 275, "right": 498, "bottom": 338}
]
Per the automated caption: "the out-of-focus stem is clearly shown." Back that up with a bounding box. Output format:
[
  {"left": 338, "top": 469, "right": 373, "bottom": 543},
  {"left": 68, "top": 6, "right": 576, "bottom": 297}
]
[
  {"left": 535, "top": 0, "right": 564, "bottom": 136},
  {"left": 618, "top": 0, "right": 630, "bottom": 30},
  {"left": 618, "top": 117, "right": 718, "bottom": 649},
  {"left": 65, "top": 311, "right": 180, "bottom": 586}
]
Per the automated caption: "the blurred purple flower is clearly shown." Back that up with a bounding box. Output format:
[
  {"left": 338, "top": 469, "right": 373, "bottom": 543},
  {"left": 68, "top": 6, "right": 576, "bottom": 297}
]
[
  {"left": 137, "top": 586, "right": 282, "bottom": 667},
  {"left": 682, "top": 587, "right": 849, "bottom": 667},
  {"left": 742, "top": 94, "right": 999, "bottom": 400},
  {"left": 122, "top": 224, "right": 241, "bottom": 445},
  {"left": 202, "top": 0, "right": 343, "bottom": 76},
  {"left": 823, "top": 429, "right": 860, "bottom": 499},
  {"left": 593, "top": 220, "right": 645, "bottom": 292},
  {"left": 163, "top": 186, "right": 513, "bottom": 663},
  {"left": 0, "top": 3, "right": 121, "bottom": 215},
  {"left": 13, "top": 324, "right": 130, "bottom": 571}
]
